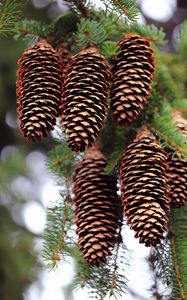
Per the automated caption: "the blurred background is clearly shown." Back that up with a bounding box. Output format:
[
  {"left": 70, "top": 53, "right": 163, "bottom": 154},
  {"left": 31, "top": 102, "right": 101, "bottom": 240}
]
[{"left": 0, "top": 0, "right": 187, "bottom": 299}]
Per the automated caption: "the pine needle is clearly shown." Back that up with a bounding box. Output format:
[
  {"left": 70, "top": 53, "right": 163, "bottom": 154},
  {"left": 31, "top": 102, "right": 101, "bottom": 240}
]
[{"left": 0, "top": 0, "right": 27, "bottom": 36}]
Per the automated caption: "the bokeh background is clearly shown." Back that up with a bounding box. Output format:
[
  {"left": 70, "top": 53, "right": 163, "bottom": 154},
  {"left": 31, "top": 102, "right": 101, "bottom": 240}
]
[{"left": 0, "top": 1, "right": 187, "bottom": 299}]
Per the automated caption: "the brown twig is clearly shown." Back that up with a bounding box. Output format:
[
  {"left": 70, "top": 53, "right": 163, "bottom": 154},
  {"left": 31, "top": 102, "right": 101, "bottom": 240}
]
[{"left": 149, "top": 126, "right": 186, "bottom": 154}]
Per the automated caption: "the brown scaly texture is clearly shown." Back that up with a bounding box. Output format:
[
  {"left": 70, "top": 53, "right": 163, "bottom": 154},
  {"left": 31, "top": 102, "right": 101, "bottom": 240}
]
[
  {"left": 120, "top": 126, "right": 170, "bottom": 246},
  {"left": 73, "top": 145, "right": 119, "bottom": 265},
  {"left": 61, "top": 47, "right": 111, "bottom": 152},
  {"left": 167, "top": 111, "right": 187, "bottom": 208},
  {"left": 110, "top": 34, "right": 155, "bottom": 126},
  {"left": 16, "top": 39, "right": 62, "bottom": 142}
]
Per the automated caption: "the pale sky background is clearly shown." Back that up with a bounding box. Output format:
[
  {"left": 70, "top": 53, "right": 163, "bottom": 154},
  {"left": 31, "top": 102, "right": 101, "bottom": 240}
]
[{"left": 22, "top": 0, "right": 177, "bottom": 299}]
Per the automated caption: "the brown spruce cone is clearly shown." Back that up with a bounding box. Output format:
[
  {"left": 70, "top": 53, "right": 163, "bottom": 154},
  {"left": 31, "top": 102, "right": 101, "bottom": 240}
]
[
  {"left": 16, "top": 39, "right": 63, "bottom": 142},
  {"left": 73, "top": 145, "right": 119, "bottom": 265},
  {"left": 110, "top": 34, "right": 155, "bottom": 126},
  {"left": 167, "top": 111, "right": 187, "bottom": 208},
  {"left": 120, "top": 126, "right": 170, "bottom": 247},
  {"left": 167, "top": 151, "right": 187, "bottom": 208},
  {"left": 61, "top": 47, "right": 111, "bottom": 152}
]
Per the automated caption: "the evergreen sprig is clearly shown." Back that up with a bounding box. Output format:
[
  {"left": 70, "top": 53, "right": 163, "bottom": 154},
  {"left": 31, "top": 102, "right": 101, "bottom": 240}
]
[
  {"left": 153, "top": 63, "right": 179, "bottom": 105},
  {"left": 47, "top": 143, "right": 76, "bottom": 179},
  {"left": 14, "top": 19, "right": 48, "bottom": 40},
  {"left": 43, "top": 144, "right": 77, "bottom": 268},
  {"left": 42, "top": 191, "right": 75, "bottom": 269},
  {"left": 130, "top": 23, "right": 166, "bottom": 45},
  {"left": 75, "top": 12, "right": 124, "bottom": 55},
  {"left": 62, "top": 0, "right": 89, "bottom": 16},
  {"left": 75, "top": 18, "right": 109, "bottom": 48},
  {"left": 0, "top": 0, "right": 27, "bottom": 36},
  {"left": 170, "top": 206, "right": 187, "bottom": 299},
  {"left": 100, "top": 0, "right": 139, "bottom": 23},
  {"left": 100, "top": 40, "right": 118, "bottom": 59},
  {"left": 149, "top": 237, "right": 174, "bottom": 287},
  {"left": 149, "top": 103, "right": 187, "bottom": 156}
]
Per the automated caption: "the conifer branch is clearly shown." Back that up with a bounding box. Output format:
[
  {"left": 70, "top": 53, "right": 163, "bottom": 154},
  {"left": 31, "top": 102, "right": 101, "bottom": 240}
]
[
  {"left": 63, "top": 0, "right": 89, "bottom": 16},
  {"left": 148, "top": 103, "right": 187, "bottom": 156},
  {"left": 99, "top": 0, "right": 139, "bottom": 23},
  {"left": 0, "top": 0, "right": 27, "bottom": 36},
  {"left": 108, "top": 210, "right": 127, "bottom": 298},
  {"left": 43, "top": 144, "right": 76, "bottom": 268},
  {"left": 42, "top": 190, "right": 75, "bottom": 268},
  {"left": 149, "top": 126, "right": 187, "bottom": 156},
  {"left": 129, "top": 23, "right": 166, "bottom": 45},
  {"left": 170, "top": 207, "right": 187, "bottom": 299},
  {"left": 75, "top": 18, "right": 109, "bottom": 48},
  {"left": 47, "top": 144, "right": 75, "bottom": 178},
  {"left": 14, "top": 19, "right": 48, "bottom": 40},
  {"left": 171, "top": 229, "right": 186, "bottom": 300}
]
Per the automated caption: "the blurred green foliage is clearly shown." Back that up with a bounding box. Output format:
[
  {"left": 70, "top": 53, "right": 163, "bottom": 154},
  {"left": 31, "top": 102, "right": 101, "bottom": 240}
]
[{"left": 0, "top": 206, "right": 38, "bottom": 300}]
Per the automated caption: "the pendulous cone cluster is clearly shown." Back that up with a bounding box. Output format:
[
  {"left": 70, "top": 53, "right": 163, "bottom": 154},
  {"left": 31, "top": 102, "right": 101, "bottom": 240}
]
[
  {"left": 16, "top": 34, "right": 155, "bottom": 149},
  {"left": 16, "top": 39, "right": 63, "bottom": 142},
  {"left": 73, "top": 145, "right": 119, "bottom": 265},
  {"left": 16, "top": 35, "right": 187, "bottom": 265},
  {"left": 120, "top": 126, "right": 170, "bottom": 246}
]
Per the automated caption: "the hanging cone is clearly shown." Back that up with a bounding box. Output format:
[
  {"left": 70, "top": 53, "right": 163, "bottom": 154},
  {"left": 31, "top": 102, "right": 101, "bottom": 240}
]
[
  {"left": 120, "top": 126, "right": 170, "bottom": 247},
  {"left": 110, "top": 34, "right": 155, "bottom": 126},
  {"left": 167, "top": 151, "right": 187, "bottom": 208},
  {"left": 73, "top": 145, "right": 119, "bottom": 265},
  {"left": 16, "top": 39, "right": 63, "bottom": 142},
  {"left": 167, "top": 111, "right": 187, "bottom": 208},
  {"left": 61, "top": 47, "right": 111, "bottom": 152}
]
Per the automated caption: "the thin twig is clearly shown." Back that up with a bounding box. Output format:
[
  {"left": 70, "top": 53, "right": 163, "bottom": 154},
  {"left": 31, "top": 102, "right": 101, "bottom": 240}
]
[
  {"left": 171, "top": 228, "right": 187, "bottom": 300},
  {"left": 149, "top": 126, "right": 186, "bottom": 154}
]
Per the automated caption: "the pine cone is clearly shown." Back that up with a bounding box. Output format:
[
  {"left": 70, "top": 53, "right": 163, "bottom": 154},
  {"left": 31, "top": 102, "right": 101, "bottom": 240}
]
[
  {"left": 61, "top": 47, "right": 111, "bottom": 152},
  {"left": 73, "top": 145, "right": 119, "bottom": 265},
  {"left": 110, "top": 34, "right": 155, "bottom": 126},
  {"left": 167, "top": 151, "right": 187, "bottom": 208},
  {"left": 120, "top": 127, "right": 170, "bottom": 247},
  {"left": 167, "top": 111, "right": 187, "bottom": 208},
  {"left": 16, "top": 39, "right": 62, "bottom": 142}
]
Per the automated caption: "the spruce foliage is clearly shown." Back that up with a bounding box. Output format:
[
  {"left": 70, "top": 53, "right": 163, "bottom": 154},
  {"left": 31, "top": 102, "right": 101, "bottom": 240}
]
[{"left": 0, "top": 0, "right": 27, "bottom": 36}]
